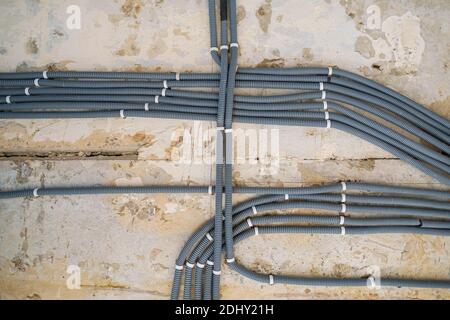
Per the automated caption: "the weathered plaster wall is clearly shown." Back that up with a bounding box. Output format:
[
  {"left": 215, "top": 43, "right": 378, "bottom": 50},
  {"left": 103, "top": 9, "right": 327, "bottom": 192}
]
[{"left": 0, "top": 0, "right": 449, "bottom": 299}]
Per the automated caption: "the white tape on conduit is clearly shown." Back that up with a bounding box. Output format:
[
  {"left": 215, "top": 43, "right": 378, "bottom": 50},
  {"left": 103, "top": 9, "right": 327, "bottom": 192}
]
[{"left": 328, "top": 66, "right": 333, "bottom": 76}]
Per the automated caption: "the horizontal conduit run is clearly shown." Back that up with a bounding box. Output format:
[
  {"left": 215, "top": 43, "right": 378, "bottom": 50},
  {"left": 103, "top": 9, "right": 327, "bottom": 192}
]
[{"left": 0, "top": 0, "right": 449, "bottom": 300}]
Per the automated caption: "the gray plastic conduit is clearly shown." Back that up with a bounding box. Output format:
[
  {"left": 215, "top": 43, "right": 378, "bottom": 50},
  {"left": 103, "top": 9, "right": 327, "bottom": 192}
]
[
  {"left": 210, "top": 0, "right": 229, "bottom": 299},
  {"left": 178, "top": 196, "right": 450, "bottom": 299},
  {"left": 2, "top": 107, "right": 448, "bottom": 183},
  {"left": 167, "top": 182, "right": 450, "bottom": 299},
  {"left": 237, "top": 66, "right": 450, "bottom": 129},
  {"left": 224, "top": 0, "right": 239, "bottom": 274}
]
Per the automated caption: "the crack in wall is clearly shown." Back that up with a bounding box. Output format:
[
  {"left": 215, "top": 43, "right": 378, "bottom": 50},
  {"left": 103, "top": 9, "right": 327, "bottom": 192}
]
[{"left": 0, "top": 151, "right": 138, "bottom": 161}]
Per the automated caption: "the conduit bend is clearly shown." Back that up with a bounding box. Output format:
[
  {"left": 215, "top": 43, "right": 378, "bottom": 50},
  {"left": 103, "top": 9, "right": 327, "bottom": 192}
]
[{"left": 172, "top": 184, "right": 450, "bottom": 300}]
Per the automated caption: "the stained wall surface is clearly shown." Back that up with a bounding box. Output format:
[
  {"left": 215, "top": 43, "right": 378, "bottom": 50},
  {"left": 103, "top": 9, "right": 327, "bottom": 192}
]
[{"left": 0, "top": 0, "right": 449, "bottom": 299}]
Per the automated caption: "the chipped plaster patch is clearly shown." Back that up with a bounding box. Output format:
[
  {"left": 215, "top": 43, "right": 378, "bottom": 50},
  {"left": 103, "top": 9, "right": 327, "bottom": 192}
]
[
  {"left": 256, "top": 0, "right": 272, "bottom": 33},
  {"left": 381, "top": 12, "right": 425, "bottom": 72},
  {"left": 355, "top": 36, "right": 375, "bottom": 59},
  {"left": 358, "top": 11, "right": 425, "bottom": 74}
]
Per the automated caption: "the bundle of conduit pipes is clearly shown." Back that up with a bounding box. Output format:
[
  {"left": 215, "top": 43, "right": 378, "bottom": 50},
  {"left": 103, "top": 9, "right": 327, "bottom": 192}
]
[{"left": 0, "top": 0, "right": 449, "bottom": 300}]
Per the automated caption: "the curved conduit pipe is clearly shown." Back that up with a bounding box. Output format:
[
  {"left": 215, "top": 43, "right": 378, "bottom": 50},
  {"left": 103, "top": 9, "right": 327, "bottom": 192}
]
[
  {"left": 0, "top": 0, "right": 449, "bottom": 300},
  {"left": 2, "top": 182, "right": 449, "bottom": 298},
  {"left": 171, "top": 183, "right": 450, "bottom": 300}
]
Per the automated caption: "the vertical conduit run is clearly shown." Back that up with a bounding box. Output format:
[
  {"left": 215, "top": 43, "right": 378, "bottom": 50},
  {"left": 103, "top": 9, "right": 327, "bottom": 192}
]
[{"left": 211, "top": 0, "right": 229, "bottom": 300}]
